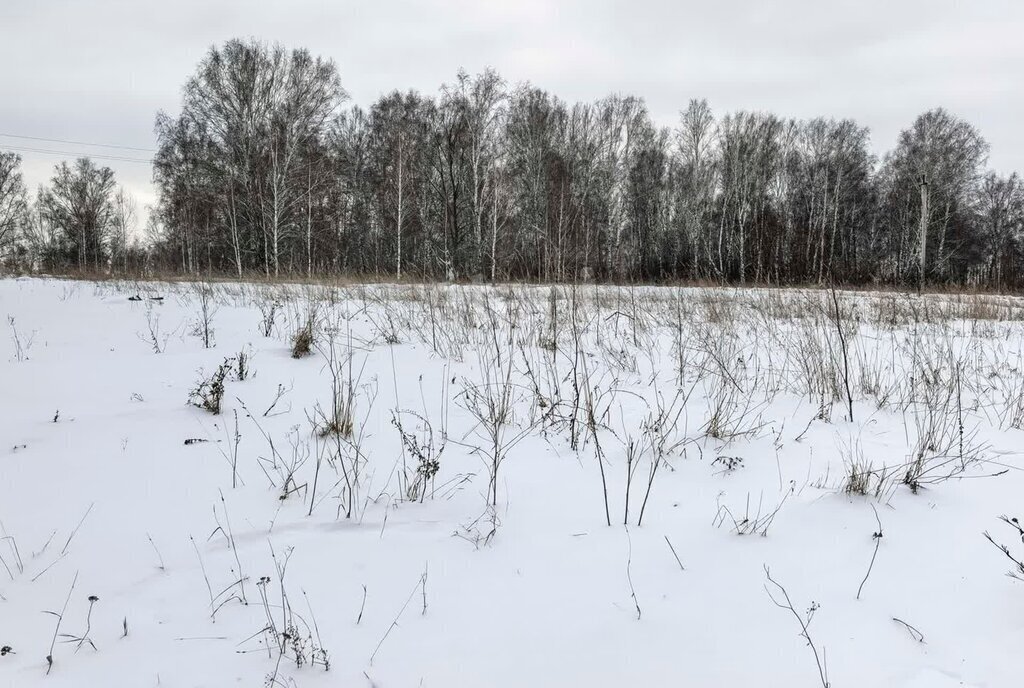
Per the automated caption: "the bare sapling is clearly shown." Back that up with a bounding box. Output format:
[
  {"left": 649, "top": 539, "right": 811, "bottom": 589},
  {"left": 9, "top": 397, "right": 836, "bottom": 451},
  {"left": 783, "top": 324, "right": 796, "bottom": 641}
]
[
  {"left": 191, "top": 282, "right": 218, "bottom": 349},
  {"left": 257, "top": 297, "right": 281, "bottom": 337},
  {"left": 902, "top": 354, "right": 993, "bottom": 492},
  {"left": 567, "top": 284, "right": 585, "bottom": 451},
  {"left": 695, "top": 322, "right": 767, "bottom": 442},
  {"left": 764, "top": 565, "right": 830, "bottom": 688},
  {"left": 459, "top": 297, "right": 537, "bottom": 510},
  {"left": 7, "top": 316, "right": 35, "bottom": 362},
  {"left": 306, "top": 426, "right": 329, "bottom": 517},
  {"left": 304, "top": 316, "right": 377, "bottom": 519},
  {"left": 314, "top": 322, "right": 365, "bottom": 439},
  {"left": 580, "top": 350, "right": 614, "bottom": 527},
  {"left": 223, "top": 409, "right": 242, "bottom": 488},
  {"left": 622, "top": 433, "right": 644, "bottom": 526},
  {"left": 242, "top": 546, "right": 329, "bottom": 684},
  {"left": 139, "top": 301, "right": 170, "bottom": 353},
  {"left": 827, "top": 282, "right": 855, "bottom": 422},
  {"left": 237, "top": 400, "right": 288, "bottom": 490},
  {"left": 636, "top": 389, "right": 687, "bottom": 527}
]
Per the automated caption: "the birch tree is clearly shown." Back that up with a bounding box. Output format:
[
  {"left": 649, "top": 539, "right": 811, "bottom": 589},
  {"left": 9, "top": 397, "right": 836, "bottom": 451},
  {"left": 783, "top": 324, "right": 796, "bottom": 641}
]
[
  {"left": 453, "top": 68, "right": 506, "bottom": 277},
  {"left": 110, "top": 187, "right": 137, "bottom": 274},
  {"left": 879, "top": 109, "right": 988, "bottom": 282}
]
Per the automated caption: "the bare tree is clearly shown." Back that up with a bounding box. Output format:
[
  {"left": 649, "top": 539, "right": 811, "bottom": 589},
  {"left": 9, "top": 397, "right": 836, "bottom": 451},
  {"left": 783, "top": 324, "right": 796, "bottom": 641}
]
[
  {"left": 976, "top": 172, "right": 1024, "bottom": 285},
  {"left": 0, "top": 152, "right": 28, "bottom": 263},
  {"left": 453, "top": 68, "right": 506, "bottom": 277},
  {"left": 38, "top": 158, "right": 116, "bottom": 271},
  {"left": 111, "top": 187, "right": 137, "bottom": 274}
]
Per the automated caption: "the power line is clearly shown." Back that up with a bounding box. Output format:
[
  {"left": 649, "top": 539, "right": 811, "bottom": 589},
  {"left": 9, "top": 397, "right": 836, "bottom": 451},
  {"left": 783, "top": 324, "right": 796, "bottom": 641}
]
[
  {"left": 1, "top": 144, "right": 153, "bottom": 165},
  {"left": 0, "top": 132, "right": 155, "bottom": 153}
]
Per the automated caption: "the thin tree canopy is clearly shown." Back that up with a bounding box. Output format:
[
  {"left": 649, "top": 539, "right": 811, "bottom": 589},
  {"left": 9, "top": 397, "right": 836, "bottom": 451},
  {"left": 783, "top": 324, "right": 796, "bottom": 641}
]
[{"left": 5, "top": 39, "right": 1024, "bottom": 288}]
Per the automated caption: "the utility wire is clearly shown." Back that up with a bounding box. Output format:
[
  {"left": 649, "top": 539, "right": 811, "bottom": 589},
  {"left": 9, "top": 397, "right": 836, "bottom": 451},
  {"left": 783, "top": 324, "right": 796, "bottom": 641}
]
[
  {"left": 0, "top": 132, "right": 155, "bottom": 153},
  {"left": 1, "top": 144, "right": 153, "bottom": 165}
]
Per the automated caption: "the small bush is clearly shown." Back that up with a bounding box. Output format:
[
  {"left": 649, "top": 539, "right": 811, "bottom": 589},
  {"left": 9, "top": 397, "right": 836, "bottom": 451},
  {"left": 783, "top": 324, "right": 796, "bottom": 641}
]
[
  {"left": 391, "top": 410, "right": 445, "bottom": 501},
  {"left": 189, "top": 358, "right": 235, "bottom": 414},
  {"left": 318, "top": 404, "right": 354, "bottom": 438},
  {"left": 712, "top": 455, "right": 744, "bottom": 474},
  {"left": 841, "top": 449, "right": 896, "bottom": 500},
  {"left": 374, "top": 314, "right": 402, "bottom": 345},
  {"left": 236, "top": 349, "right": 251, "bottom": 381},
  {"left": 291, "top": 320, "right": 314, "bottom": 359}
]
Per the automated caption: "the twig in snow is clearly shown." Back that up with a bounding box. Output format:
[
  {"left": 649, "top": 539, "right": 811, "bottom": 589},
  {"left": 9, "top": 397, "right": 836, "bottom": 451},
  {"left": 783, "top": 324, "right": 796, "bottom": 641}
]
[
  {"left": 214, "top": 490, "right": 247, "bottom": 604},
  {"left": 356, "top": 584, "right": 367, "bottom": 625},
  {"left": 263, "top": 383, "right": 293, "bottom": 417},
  {"left": 43, "top": 571, "right": 78, "bottom": 675},
  {"left": 625, "top": 526, "right": 641, "bottom": 620},
  {"left": 190, "top": 536, "right": 216, "bottom": 620},
  {"left": 29, "top": 553, "right": 67, "bottom": 583},
  {"left": 421, "top": 563, "right": 428, "bottom": 616},
  {"left": 892, "top": 617, "right": 925, "bottom": 643},
  {"left": 856, "top": 503, "right": 883, "bottom": 600},
  {"left": 146, "top": 532, "right": 165, "bottom": 571},
  {"left": 0, "top": 530, "right": 24, "bottom": 579},
  {"left": 60, "top": 502, "right": 95, "bottom": 556},
  {"left": 378, "top": 501, "right": 390, "bottom": 539},
  {"left": 983, "top": 515, "right": 1024, "bottom": 582},
  {"left": 369, "top": 572, "right": 427, "bottom": 664},
  {"left": 664, "top": 535, "right": 685, "bottom": 572}
]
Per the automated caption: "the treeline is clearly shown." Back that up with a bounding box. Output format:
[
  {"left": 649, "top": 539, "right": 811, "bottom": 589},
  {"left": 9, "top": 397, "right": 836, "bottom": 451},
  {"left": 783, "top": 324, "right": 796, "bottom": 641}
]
[
  {"left": 2, "top": 37, "right": 1024, "bottom": 287},
  {"left": 0, "top": 155, "right": 144, "bottom": 274}
]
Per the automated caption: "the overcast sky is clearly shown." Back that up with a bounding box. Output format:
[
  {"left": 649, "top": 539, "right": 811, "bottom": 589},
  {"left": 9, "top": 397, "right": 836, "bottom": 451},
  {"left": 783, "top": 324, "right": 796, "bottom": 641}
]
[{"left": 2, "top": 0, "right": 1022, "bottom": 223}]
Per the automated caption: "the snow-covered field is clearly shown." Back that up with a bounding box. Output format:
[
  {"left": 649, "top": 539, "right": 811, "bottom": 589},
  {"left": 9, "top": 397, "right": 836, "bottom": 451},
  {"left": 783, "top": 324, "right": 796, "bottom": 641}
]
[{"left": 1, "top": 276, "right": 1022, "bottom": 688}]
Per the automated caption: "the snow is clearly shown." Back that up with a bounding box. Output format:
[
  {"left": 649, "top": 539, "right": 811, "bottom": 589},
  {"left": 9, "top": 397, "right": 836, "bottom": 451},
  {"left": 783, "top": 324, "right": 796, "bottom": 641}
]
[{"left": 0, "top": 276, "right": 1021, "bottom": 688}]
